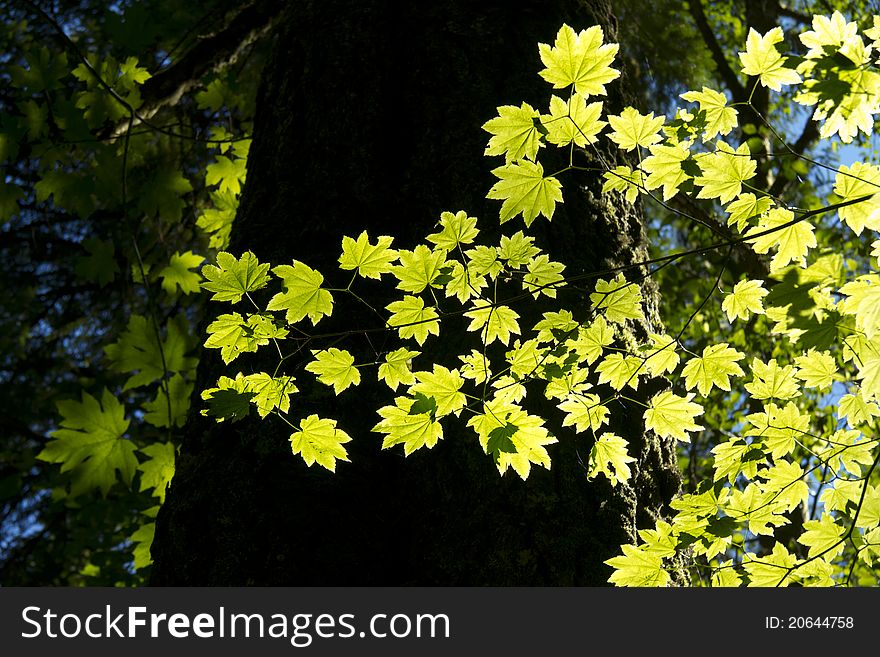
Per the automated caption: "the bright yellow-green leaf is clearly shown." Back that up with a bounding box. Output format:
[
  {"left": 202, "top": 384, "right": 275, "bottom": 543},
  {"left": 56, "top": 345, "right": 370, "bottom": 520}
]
[
  {"left": 839, "top": 275, "right": 880, "bottom": 338},
  {"left": 602, "top": 165, "right": 644, "bottom": 203},
  {"left": 537, "top": 24, "right": 620, "bottom": 96},
  {"left": 738, "top": 27, "right": 801, "bottom": 91},
  {"left": 427, "top": 211, "right": 479, "bottom": 251},
  {"left": 137, "top": 442, "right": 176, "bottom": 503},
  {"left": 498, "top": 231, "right": 540, "bottom": 267},
  {"left": 833, "top": 162, "right": 880, "bottom": 235},
  {"left": 745, "top": 402, "right": 809, "bottom": 459},
  {"left": 596, "top": 353, "right": 644, "bottom": 390},
  {"left": 838, "top": 388, "right": 880, "bottom": 427},
  {"left": 204, "top": 312, "right": 287, "bottom": 364},
  {"left": 542, "top": 94, "right": 605, "bottom": 147},
  {"left": 746, "top": 208, "right": 816, "bottom": 272},
  {"left": 523, "top": 254, "right": 565, "bottom": 298},
  {"left": 267, "top": 261, "right": 334, "bottom": 325},
  {"left": 467, "top": 400, "right": 556, "bottom": 479},
  {"left": 305, "top": 348, "right": 361, "bottom": 394},
  {"left": 588, "top": 432, "right": 635, "bottom": 486},
  {"left": 760, "top": 460, "right": 809, "bottom": 512},
  {"left": 459, "top": 350, "right": 492, "bottom": 384},
  {"left": 378, "top": 348, "right": 419, "bottom": 391},
  {"left": 338, "top": 231, "right": 398, "bottom": 279},
  {"left": 695, "top": 141, "right": 756, "bottom": 204},
  {"left": 444, "top": 261, "right": 488, "bottom": 303},
  {"left": 159, "top": 251, "right": 204, "bottom": 295},
  {"left": 798, "top": 514, "right": 846, "bottom": 559},
  {"left": 641, "top": 140, "right": 692, "bottom": 200},
  {"left": 680, "top": 87, "right": 738, "bottom": 141},
  {"left": 681, "top": 343, "right": 745, "bottom": 396},
  {"left": 488, "top": 160, "right": 563, "bottom": 225},
  {"left": 290, "top": 415, "right": 352, "bottom": 472},
  {"left": 386, "top": 295, "right": 440, "bottom": 345},
  {"left": 558, "top": 392, "right": 609, "bottom": 434},
  {"left": 606, "top": 106, "right": 664, "bottom": 151},
  {"left": 590, "top": 273, "right": 643, "bottom": 323},
  {"left": 643, "top": 333, "right": 680, "bottom": 377},
  {"left": 606, "top": 544, "right": 670, "bottom": 587},
  {"left": 391, "top": 244, "right": 447, "bottom": 294},
  {"left": 200, "top": 373, "right": 252, "bottom": 423},
  {"left": 800, "top": 10, "right": 858, "bottom": 59},
  {"left": 202, "top": 251, "right": 270, "bottom": 303},
  {"left": 793, "top": 349, "right": 837, "bottom": 391},
  {"left": 482, "top": 102, "right": 542, "bottom": 163},
  {"left": 722, "top": 279, "right": 768, "bottom": 322},
  {"left": 743, "top": 543, "right": 798, "bottom": 587},
  {"left": 464, "top": 304, "right": 520, "bottom": 346},
  {"left": 38, "top": 389, "right": 136, "bottom": 497},
  {"left": 409, "top": 365, "right": 466, "bottom": 417},
  {"left": 644, "top": 391, "right": 704, "bottom": 442},
  {"left": 744, "top": 357, "right": 800, "bottom": 400},
  {"left": 374, "top": 396, "right": 444, "bottom": 455},
  {"left": 242, "top": 372, "right": 297, "bottom": 418},
  {"left": 726, "top": 193, "right": 772, "bottom": 232},
  {"left": 567, "top": 316, "right": 613, "bottom": 364}
]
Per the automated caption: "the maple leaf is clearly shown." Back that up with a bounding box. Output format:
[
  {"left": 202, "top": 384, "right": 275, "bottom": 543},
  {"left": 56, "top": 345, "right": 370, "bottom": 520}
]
[
  {"left": 391, "top": 245, "right": 446, "bottom": 293},
  {"left": 468, "top": 400, "right": 556, "bottom": 479},
  {"left": 833, "top": 162, "right": 880, "bottom": 235},
  {"left": 498, "top": 231, "right": 540, "bottom": 267},
  {"left": 538, "top": 24, "right": 620, "bottom": 96},
  {"left": 409, "top": 365, "right": 466, "bottom": 418},
  {"left": 695, "top": 141, "right": 756, "bottom": 204},
  {"left": 800, "top": 10, "right": 858, "bottom": 59},
  {"left": 459, "top": 350, "right": 492, "bottom": 384},
  {"left": 426, "top": 211, "right": 479, "bottom": 251},
  {"left": 464, "top": 304, "right": 520, "bottom": 346},
  {"left": 725, "top": 193, "right": 772, "bottom": 232},
  {"left": 596, "top": 353, "right": 643, "bottom": 390},
  {"left": 760, "top": 460, "right": 809, "bottom": 512},
  {"left": 641, "top": 140, "right": 692, "bottom": 200},
  {"left": 142, "top": 373, "right": 192, "bottom": 428},
  {"left": 200, "top": 374, "right": 253, "bottom": 423},
  {"left": 523, "top": 254, "right": 565, "bottom": 298},
  {"left": 338, "top": 231, "right": 398, "bottom": 279},
  {"left": 104, "top": 314, "right": 196, "bottom": 389},
  {"left": 374, "top": 396, "right": 444, "bottom": 455},
  {"left": 746, "top": 208, "right": 816, "bottom": 272},
  {"left": 201, "top": 251, "right": 270, "bottom": 303},
  {"left": 798, "top": 514, "right": 846, "bottom": 559},
  {"left": 204, "top": 312, "right": 286, "bottom": 364},
  {"left": 267, "top": 260, "right": 334, "bottom": 325},
  {"left": 444, "top": 261, "right": 488, "bottom": 303},
  {"left": 722, "top": 279, "right": 768, "bottom": 322},
  {"left": 643, "top": 333, "right": 680, "bottom": 377},
  {"left": 482, "top": 102, "right": 542, "bottom": 162},
  {"left": 205, "top": 155, "right": 246, "bottom": 195},
  {"left": 605, "top": 545, "right": 670, "bottom": 587},
  {"left": 290, "top": 415, "right": 352, "bottom": 472},
  {"left": 558, "top": 392, "right": 609, "bottom": 434},
  {"left": 38, "top": 389, "right": 137, "bottom": 497},
  {"left": 541, "top": 94, "right": 605, "bottom": 147},
  {"left": 385, "top": 295, "right": 440, "bottom": 345},
  {"left": 838, "top": 388, "right": 880, "bottom": 428},
  {"left": 137, "top": 442, "right": 175, "bottom": 503},
  {"left": 378, "top": 348, "right": 419, "bottom": 391},
  {"left": 602, "top": 165, "right": 644, "bottom": 203},
  {"left": 606, "top": 106, "right": 664, "bottom": 151},
  {"left": 680, "top": 87, "right": 738, "bottom": 141},
  {"left": 745, "top": 401, "right": 809, "bottom": 459},
  {"left": 681, "top": 343, "right": 745, "bottom": 395},
  {"left": 590, "top": 273, "right": 643, "bottom": 323},
  {"left": 738, "top": 27, "right": 801, "bottom": 91},
  {"left": 487, "top": 160, "right": 563, "bottom": 225},
  {"left": 588, "top": 432, "right": 635, "bottom": 486},
  {"left": 566, "top": 316, "right": 613, "bottom": 364},
  {"left": 744, "top": 357, "right": 800, "bottom": 400},
  {"left": 793, "top": 349, "right": 837, "bottom": 391},
  {"left": 839, "top": 275, "right": 880, "bottom": 338},
  {"left": 742, "top": 544, "right": 798, "bottom": 587},
  {"left": 159, "top": 250, "right": 203, "bottom": 295},
  {"left": 242, "top": 372, "right": 297, "bottom": 418},
  {"left": 305, "top": 348, "right": 360, "bottom": 394},
  {"left": 75, "top": 237, "right": 118, "bottom": 287},
  {"left": 644, "top": 391, "right": 705, "bottom": 442}
]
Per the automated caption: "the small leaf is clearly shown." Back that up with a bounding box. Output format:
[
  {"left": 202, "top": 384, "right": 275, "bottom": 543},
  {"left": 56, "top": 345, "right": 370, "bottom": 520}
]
[{"left": 290, "top": 415, "right": 352, "bottom": 472}]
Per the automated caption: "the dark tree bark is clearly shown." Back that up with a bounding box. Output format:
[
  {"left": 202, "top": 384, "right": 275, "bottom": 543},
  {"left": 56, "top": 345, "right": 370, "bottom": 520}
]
[{"left": 152, "top": 0, "right": 684, "bottom": 585}]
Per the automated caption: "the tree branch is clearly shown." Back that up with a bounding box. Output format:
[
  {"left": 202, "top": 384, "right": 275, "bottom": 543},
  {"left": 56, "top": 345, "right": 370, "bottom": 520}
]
[
  {"left": 686, "top": 0, "right": 748, "bottom": 102},
  {"left": 768, "top": 115, "right": 820, "bottom": 198}
]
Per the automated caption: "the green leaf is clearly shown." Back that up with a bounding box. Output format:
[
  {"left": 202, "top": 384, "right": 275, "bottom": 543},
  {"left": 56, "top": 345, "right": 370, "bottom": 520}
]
[
  {"left": 607, "top": 107, "right": 665, "bottom": 151},
  {"left": 467, "top": 400, "right": 556, "bottom": 479},
  {"left": 391, "top": 245, "right": 447, "bottom": 294},
  {"left": 590, "top": 274, "right": 643, "bottom": 323},
  {"left": 159, "top": 251, "right": 204, "bottom": 296},
  {"left": 38, "top": 389, "right": 137, "bottom": 497},
  {"left": 201, "top": 251, "right": 270, "bottom": 303},
  {"left": 378, "top": 348, "right": 419, "bottom": 391},
  {"left": 793, "top": 349, "right": 837, "bottom": 391},
  {"left": 742, "top": 543, "right": 797, "bottom": 587},
  {"left": 200, "top": 374, "right": 253, "bottom": 423},
  {"left": 242, "top": 372, "right": 297, "bottom": 418},
  {"left": 487, "top": 160, "right": 563, "bottom": 225},
  {"left": 602, "top": 165, "right": 644, "bottom": 203},
  {"left": 798, "top": 514, "right": 846, "bottom": 559},
  {"left": 464, "top": 304, "right": 521, "bottom": 346},
  {"left": 641, "top": 140, "right": 692, "bottom": 200},
  {"left": 137, "top": 168, "right": 193, "bottom": 223},
  {"left": 409, "top": 365, "right": 466, "bottom": 417},
  {"left": 538, "top": 24, "right": 620, "bottom": 96},
  {"left": 142, "top": 373, "right": 192, "bottom": 428},
  {"left": 205, "top": 155, "right": 247, "bottom": 195},
  {"left": 374, "top": 396, "right": 444, "bottom": 455},
  {"left": 606, "top": 545, "right": 670, "bottom": 587},
  {"left": 482, "top": 102, "right": 542, "bottom": 162},
  {"left": 130, "top": 522, "right": 156, "bottom": 571},
  {"left": 75, "top": 237, "right": 119, "bottom": 287},
  {"left": 680, "top": 87, "right": 738, "bottom": 141},
  {"left": 204, "top": 312, "right": 287, "bottom": 364},
  {"left": 588, "top": 432, "right": 635, "bottom": 486},
  {"left": 290, "top": 415, "right": 352, "bottom": 472},
  {"left": 681, "top": 343, "right": 745, "bottom": 396},
  {"left": 267, "top": 261, "right": 334, "bottom": 325},
  {"left": 738, "top": 27, "right": 801, "bottom": 91},
  {"left": 746, "top": 208, "right": 816, "bottom": 272},
  {"left": 541, "top": 93, "right": 605, "bottom": 148},
  {"left": 644, "top": 391, "right": 705, "bottom": 442},
  {"left": 386, "top": 295, "right": 440, "bottom": 345},
  {"left": 137, "top": 442, "right": 176, "bottom": 503},
  {"left": 695, "top": 141, "right": 756, "bottom": 204},
  {"left": 726, "top": 193, "right": 772, "bottom": 233},
  {"left": 426, "top": 210, "right": 480, "bottom": 251},
  {"left": 833, "top": 162, "right": 880, "bottom": 235},
  {"left": 523, "top": 255, "right": 565, "bottom": 298},
  {"left": 596, "top": 353, "right": 643, "bottom": 390},
  {"left": 338, "top": 231, "right": 399, "bottom": 279},
  {"left": 558, "top": 392, "right": 609, "bottom": 433},
  {"left": 722, "top": 279, "right": 768, "bottom": 322},
  {"left": 104, "top": 315, "right": 196, "bottom": 390},
  {"left": 744, "top": 357, "right": 800, "bottom": 400},
  {"left": 305, "top": 348, "right": 361, "bottom": 394}
]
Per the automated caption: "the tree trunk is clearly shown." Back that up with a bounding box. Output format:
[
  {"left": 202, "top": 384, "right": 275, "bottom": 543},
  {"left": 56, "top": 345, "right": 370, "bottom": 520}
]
[{"left": 151, "top": 0, "right": 684, "bottom": 586}]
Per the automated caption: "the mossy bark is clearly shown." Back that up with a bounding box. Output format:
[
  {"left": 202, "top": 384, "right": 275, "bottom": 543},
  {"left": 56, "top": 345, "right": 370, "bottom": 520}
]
[{"left": 151, "top": 0, "right": 685, "bottom": 586}]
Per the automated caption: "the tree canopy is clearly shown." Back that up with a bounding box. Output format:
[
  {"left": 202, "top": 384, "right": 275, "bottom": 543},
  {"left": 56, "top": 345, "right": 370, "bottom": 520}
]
[{"left": 2, "top": 0, "right": 880, "bottom": 587}]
